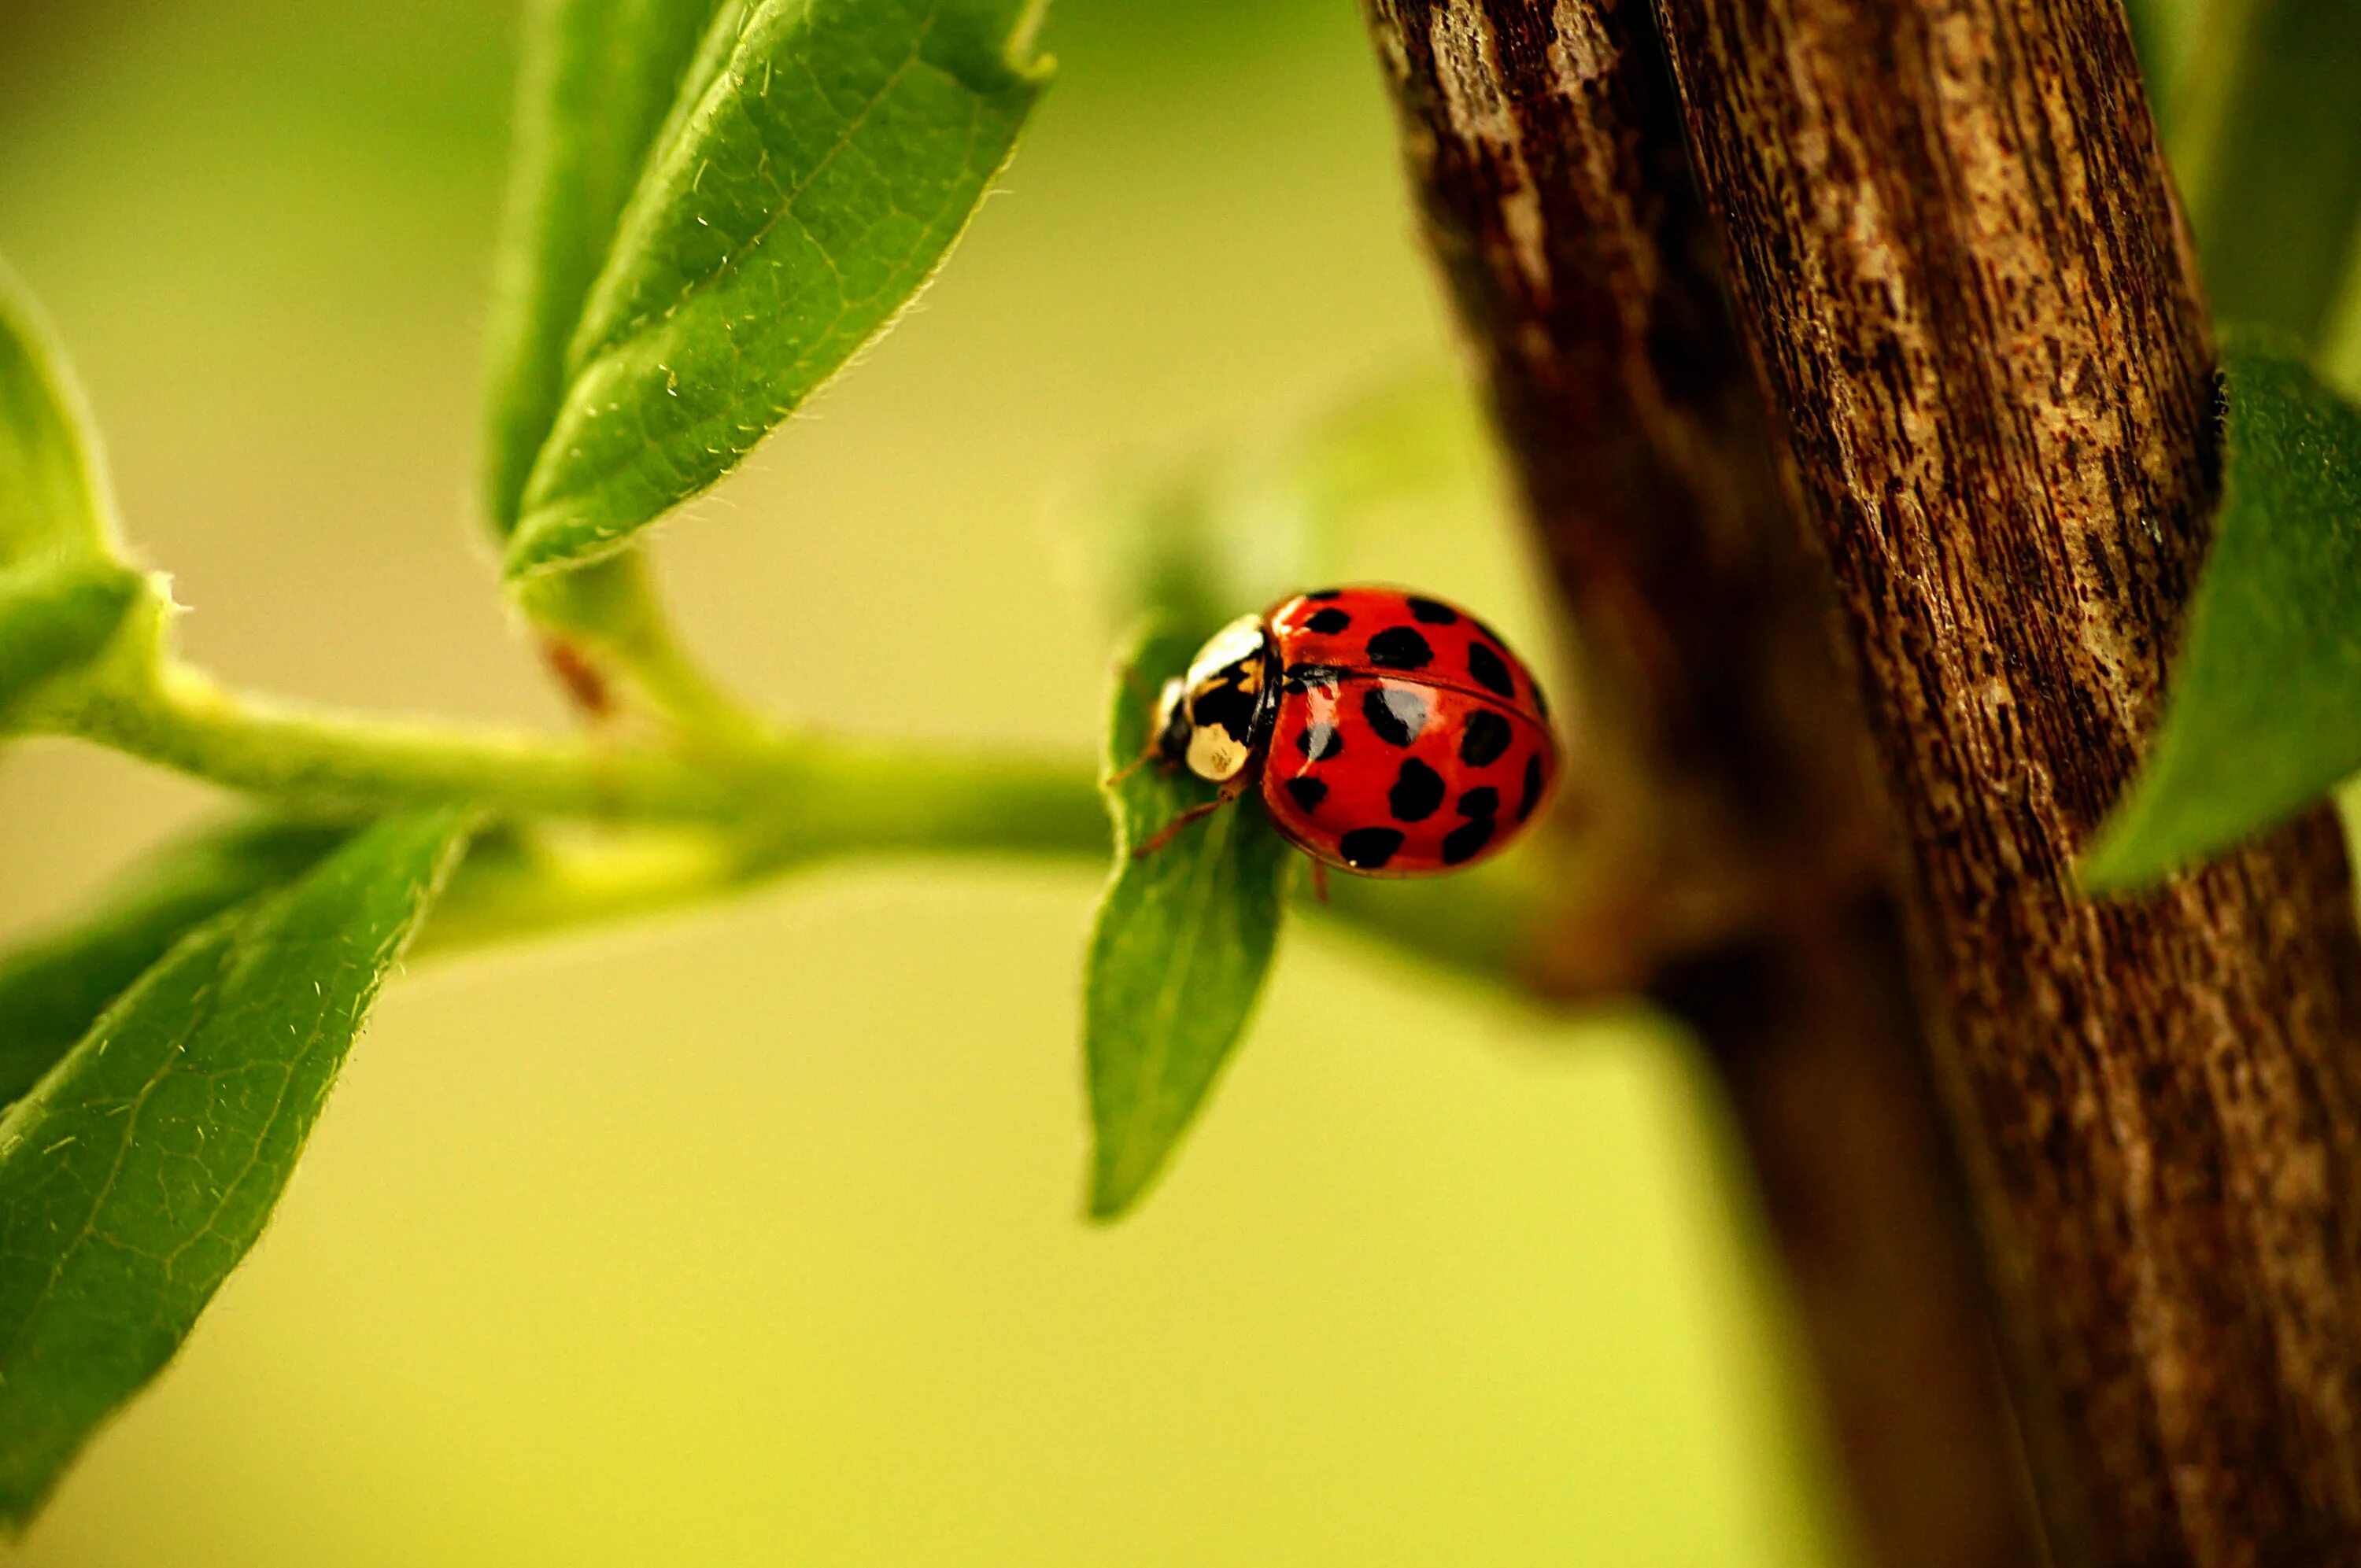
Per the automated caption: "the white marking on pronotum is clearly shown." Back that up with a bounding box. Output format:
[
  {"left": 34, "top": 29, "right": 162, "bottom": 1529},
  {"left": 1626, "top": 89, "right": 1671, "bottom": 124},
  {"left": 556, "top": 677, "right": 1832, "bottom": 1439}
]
[
  {"left": 1186, "top": 614, "right": 1265, "bottom": 682},
  {"left": 1186, "top": 726, "right": 1248, "bottom": 782}
]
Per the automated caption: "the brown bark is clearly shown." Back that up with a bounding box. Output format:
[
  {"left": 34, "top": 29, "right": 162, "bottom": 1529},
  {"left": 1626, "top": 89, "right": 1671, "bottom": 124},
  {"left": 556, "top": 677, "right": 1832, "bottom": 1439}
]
[
  {"left": 1657, "top": 0, "right": 2361, "bottom": 1563},
  {"left": 1362, "top": 4, "right": 2032, "bottom": 1566}
]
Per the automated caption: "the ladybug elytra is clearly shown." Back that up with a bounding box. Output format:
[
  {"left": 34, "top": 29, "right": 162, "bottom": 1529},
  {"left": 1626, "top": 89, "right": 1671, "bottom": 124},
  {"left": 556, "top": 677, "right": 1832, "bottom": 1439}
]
[{"left": 1144, "top": 586, "right": 1558, "bottom": 875}]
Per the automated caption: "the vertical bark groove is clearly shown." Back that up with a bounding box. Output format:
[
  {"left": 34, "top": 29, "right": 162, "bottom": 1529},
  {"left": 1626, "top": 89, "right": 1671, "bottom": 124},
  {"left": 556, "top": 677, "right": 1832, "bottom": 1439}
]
[
  {"left": 1657, "top": 0, "right": 2361, "bottom": 1561},
  {"left": 1361, "top": 3, "right": 2034, "bottom": 1565}
]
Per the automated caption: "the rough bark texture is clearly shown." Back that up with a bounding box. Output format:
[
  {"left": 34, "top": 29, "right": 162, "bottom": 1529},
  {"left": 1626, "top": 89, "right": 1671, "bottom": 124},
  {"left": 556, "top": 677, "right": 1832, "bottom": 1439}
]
[
  {"left": 1361, "top": 4, "right": 2033, "bottom": 1565},
  {"left": 1657, "top": 0, "right": 2361, "bottom": 1562}
]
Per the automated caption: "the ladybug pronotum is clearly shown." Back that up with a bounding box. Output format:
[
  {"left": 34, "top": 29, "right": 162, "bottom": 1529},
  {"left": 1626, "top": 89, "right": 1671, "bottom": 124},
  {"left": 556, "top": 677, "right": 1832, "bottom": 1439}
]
[{"left": 1144, "top": 585, "right": 1559, "bottom": 875}]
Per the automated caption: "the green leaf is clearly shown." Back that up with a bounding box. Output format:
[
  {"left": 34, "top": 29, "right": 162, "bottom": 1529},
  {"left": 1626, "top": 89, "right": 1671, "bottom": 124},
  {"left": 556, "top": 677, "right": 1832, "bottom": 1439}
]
[
  {"left": 0, "top": 261, "right": 151, "bottom": 721},
  {"left": 479, "top": 0, "right": 737, "bottom": 655},
  {"left": 2172, "top": 0, "right": 2361, "bottom": 345},
  {"left": 0, "top": 816, "right": 349, "bottom": 1110},
  {"left": 481, "top": 0, "right": 730, "bottom": 537},
  {"left": 0, "top": 808, "right": 472, "bottom": 1527},
  {"left": 2086, "top": 339, "right": 2361, "bottom": 888},
  {"left": 504, "top": 0, "right": 1051, "bottom": 581},
  {"left": 0, "top": 555, "right": 142, "bottom": 724},
  {"left": 1083, "top": 626, "right": 1291, "bottom": 1220},
  {"left": 0, "top": 260, "right": 116, "bottom": 568}
]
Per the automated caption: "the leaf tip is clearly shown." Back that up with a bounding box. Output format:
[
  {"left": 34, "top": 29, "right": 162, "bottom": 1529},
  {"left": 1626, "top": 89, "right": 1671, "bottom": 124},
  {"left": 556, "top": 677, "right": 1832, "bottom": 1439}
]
[
  {"left": 0, "top": 1489, "right": 42, "bottom": 1540},
  {"left": 2076, "top": 755, "right": 2208, "bottom": 894},
  {"left": 2074, "top": 832, "right": 2159, "bottom": 897},
  {"left": 1084, "top": 1150, "right": 1155, "bottom": 1224},
  {"left": 503, "top": 528, "right": 593, "bottom": 596},
  {"left": 2070, "top": 338, "right": 2361, "bottom": 896},
  {"left": 501, "top": 531, "right": 556, "bottom": 587}
]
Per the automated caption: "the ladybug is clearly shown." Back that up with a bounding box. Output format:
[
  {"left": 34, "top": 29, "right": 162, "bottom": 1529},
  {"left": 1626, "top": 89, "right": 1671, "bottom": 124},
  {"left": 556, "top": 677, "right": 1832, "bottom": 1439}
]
[{"left": 1141, "top": 586, "right": 1558, "bottom": 875}]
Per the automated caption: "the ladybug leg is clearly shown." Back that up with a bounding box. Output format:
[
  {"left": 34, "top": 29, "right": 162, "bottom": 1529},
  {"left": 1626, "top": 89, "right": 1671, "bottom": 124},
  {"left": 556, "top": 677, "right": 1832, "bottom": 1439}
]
[
  {"left": 1130, "top": 797, "right": 1229, "bottom": 859},
  {"left": 1306, "top": 859, "right": 1330, "bottom": 905}
]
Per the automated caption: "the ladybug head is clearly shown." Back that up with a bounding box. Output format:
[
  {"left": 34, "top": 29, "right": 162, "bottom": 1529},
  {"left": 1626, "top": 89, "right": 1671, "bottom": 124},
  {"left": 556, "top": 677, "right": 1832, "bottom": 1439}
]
[
  {"left": 1151, "top": 677, "right": 1193, "bottom": 767},
  {"left": 1155, "top": 614, "right": 1276, "bottom": 783}
]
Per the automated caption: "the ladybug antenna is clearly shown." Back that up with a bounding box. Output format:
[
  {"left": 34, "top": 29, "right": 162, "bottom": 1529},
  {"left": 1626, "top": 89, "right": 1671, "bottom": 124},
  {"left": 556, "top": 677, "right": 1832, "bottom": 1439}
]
[{"left": 1103, "top": 744, "right": 1157, "bottom": 788}]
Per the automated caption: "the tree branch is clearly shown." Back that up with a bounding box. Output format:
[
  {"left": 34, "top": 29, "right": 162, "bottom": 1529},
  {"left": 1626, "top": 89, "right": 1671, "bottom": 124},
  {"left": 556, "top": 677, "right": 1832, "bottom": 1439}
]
[
  {"left": 1360, "top": 2, "right": 2032, "bottom": 1564},
  {"left": 1657, "top": 0, "right": 2361, "bottom": 1560}
]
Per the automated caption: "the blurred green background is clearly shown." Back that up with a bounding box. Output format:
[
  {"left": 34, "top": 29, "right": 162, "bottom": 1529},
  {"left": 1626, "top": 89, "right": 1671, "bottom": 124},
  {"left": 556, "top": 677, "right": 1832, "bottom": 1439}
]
[{"left": 0, "top": 1, "right": 1839, "bottom": 1562}]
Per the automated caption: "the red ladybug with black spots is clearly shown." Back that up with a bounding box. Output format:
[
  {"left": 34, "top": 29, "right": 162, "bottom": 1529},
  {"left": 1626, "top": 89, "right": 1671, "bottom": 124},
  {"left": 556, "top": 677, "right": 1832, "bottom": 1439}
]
[{"left": 1143, "top": 586, "right": 1559, "bottom": 875}]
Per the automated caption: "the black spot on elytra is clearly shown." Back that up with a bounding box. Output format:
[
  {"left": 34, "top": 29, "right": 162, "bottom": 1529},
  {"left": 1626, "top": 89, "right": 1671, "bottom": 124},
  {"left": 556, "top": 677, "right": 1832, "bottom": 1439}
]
[
  {"left": 1442, "top": 817, "right": 1495, "bottom": 865},
  {"left": 1458, "top": 785, "right": 1498, "bottom": 819},
  {"left": 1284, "top": 776, "right": 1328, "bottom": 814},
  {"left": 1367, "top": 626, "right": 1434, "bottom": 670},
  {"left": 1306, "top": 607, "right": 1352, "bottom": 634},
  {"left": 1295, "top": 721, "right": 1344, "bottom": 761},
  {"left": 1303, "top": 588, "right": 1342, "bottom": 600},
  {"left": 1467, "top": 640, "right": 1516, "bottom": 698},
  {"left": 1338, "top": 826, "right": 1405, "bottom": 869},
  {"left": 1388, "top": 758, "right": 1445, "bottom": 821},
  {"left": 1517, "top": 754, "right": 1545, "bottom": 821},
  {"left": 1189, "top": 681, "right": 1257, "bottom": 740},
  {"left": 1459, "top": 709, "right": 1512, "bottom": 766},
  {"left": 1362, "top": 685, "right": 1429, "bottom": 747},
  {"left": 1284, "top": 662, "right": 1341, "bottom": 694},
  {"left": 1406, "top": 596, "right": 1458, "bottom": 625}
]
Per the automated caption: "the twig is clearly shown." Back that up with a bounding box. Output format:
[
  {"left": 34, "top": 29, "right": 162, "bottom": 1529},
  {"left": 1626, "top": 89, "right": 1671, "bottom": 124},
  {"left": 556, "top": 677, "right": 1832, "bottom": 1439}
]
[
  {"left": 1358, "top": 3, "right": 2032, "bottom": 1562},
  {"left": 1659, "top": 0, "right": 2361, "bottom": 1559}
]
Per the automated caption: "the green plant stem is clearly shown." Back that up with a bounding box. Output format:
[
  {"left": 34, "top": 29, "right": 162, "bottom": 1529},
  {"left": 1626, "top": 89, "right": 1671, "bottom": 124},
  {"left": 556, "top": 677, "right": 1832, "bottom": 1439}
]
[
  {"left": 38, "top": 662, "right": 1106, "bottom": 844},
  {"left": 29, "top": 658, "right": 1550, "bottom": 988},
  {"left": 607, "top": 612, "right": 769, "bottom": 742},
  {"left": 414, "top": 825, "right": 782, "bottom": 954},
  {"left": 412, "top": 812, "right": 1550, "bottom": 990},
  {"left": 57, "top": 666, "right": 728, "bottom": 815},
  {"left": 519, "top": 554, "right": 772, "bottom": 743}
]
